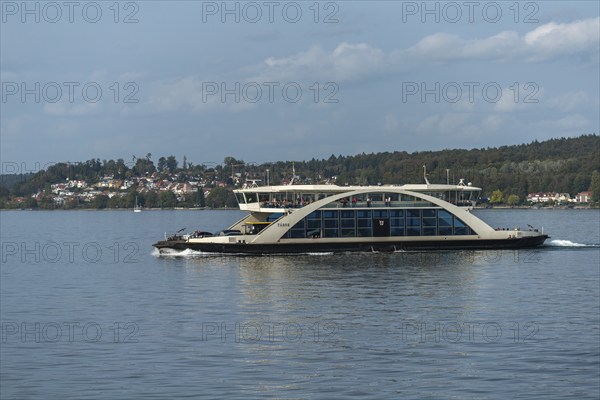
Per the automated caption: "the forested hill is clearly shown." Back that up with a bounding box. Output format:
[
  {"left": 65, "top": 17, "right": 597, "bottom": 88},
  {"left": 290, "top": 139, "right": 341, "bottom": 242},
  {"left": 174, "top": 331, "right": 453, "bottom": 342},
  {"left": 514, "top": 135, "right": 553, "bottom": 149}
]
[
  {"left": 2, "top": 134, "right": 599, "bottom": 204},
  {"left": 288, "top": 134, "right": 599, "bottom": 198}
]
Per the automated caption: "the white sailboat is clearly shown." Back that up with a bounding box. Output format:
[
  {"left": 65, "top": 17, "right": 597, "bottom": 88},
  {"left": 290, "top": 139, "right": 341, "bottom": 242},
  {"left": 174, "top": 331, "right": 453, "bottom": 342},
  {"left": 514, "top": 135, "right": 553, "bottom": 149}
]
[{"left": 134, "top": 196, "right": 142, "bottom": 213}]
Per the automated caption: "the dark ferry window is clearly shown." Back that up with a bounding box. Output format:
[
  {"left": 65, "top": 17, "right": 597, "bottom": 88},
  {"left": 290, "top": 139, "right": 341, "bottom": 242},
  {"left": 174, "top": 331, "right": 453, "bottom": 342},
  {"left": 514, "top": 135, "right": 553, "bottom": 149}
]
[
  {"left": 454, "top": 218, "right": 470, "bottom": 235},
  {"left": 438, "top": 210, "right": 453, "bottom": 227},
  {"left": 422, "top": 209, "right": 436, "bottom": 218},
  {"left": 406, "top": 211, "right": 421, "bottom": 236},
  {"left": 235, "top": 193, "right": 245, "bottom": 204},
  {"left": 307, "top": 219, "right": 321, "bottom": 230},
  {"left": 406, "top": 209, "right": 421, "bottom": 219},
  {"left": 406, "top": 227, "right": 421, "bottom": 236},
  {"left": 341, "top": 218, "right": 355, "bottom": 228},
  {"left": 324, "top": 219, "right": 338, "bottom": 229},
  {"left": 390, "top": 210, "right": 404, "bottom": 218},
  {"left": 341, "top": 228, "right": 356, "bottom": 237},
  {"left": 422, "top": 216, "right": 437, "bottom": 228},
  {"left": 357, "top": 219, "right": 372, "bottom": 228},
  {"left": 293, "top": 219, "right": 305, "bottom": 229},
  {"left": 290, "top": 229, "right": 305, "bottom": 238},
  {"left": 246, "top": 193, "right": 257, "bottom": 203},
  {"left": 267, "top": 213, "right": 284, "bottom": 222},
  {"left": 323, "top": 229, "right": 338, "bottom": 238},
  {"left": 357, "top": 228, "right": 371, "bottom": 237},
  {"left": 307, "top": 211, "right": 321, "bottom": 220},
  {"left": 438, "top": 226, "right": 453, "bottom": 236},
  {"left": 391, "top": 227, "right": 405, "bottom": 236},
  {"left": 422, "top": 227, "right": 437, "bottom": 236},
  {"left": 341, "top": 210, "right": 354, "bottom": 219},
  {"left": 373, "top": 210, "right": 388, "bottom": 218},
  {"left": 390, "top": 217, "right": 404, "bottom": 227},
  {"left": 357, "top": 210, "right": 371, "bottom": 218},
  {"left": 323, "top": 210, "right": 338, "bottom": 219}
]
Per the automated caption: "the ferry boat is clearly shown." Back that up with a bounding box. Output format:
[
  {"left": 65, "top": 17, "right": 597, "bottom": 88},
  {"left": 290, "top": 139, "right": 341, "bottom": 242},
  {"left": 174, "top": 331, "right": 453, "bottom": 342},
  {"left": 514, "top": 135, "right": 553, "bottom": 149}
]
[{"left": 153, "top": 173, "right": 548, "bottom": 254}]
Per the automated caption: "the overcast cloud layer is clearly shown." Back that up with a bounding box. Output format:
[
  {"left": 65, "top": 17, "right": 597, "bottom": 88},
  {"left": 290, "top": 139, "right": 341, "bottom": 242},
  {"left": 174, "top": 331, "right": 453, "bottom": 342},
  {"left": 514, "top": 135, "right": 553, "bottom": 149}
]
[{"left": 1, "top": 1, "right": 599, "bottom": 169}]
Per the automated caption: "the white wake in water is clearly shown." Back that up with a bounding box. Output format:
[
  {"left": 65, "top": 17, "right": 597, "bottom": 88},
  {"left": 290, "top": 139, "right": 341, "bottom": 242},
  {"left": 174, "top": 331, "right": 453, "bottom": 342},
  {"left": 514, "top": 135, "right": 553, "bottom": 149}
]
[
  {"left": 546, "top": 239, "right": 598, "bottom": 248},
  {"left": 152, "top": 248, "right": 216, "bottom": 257}
]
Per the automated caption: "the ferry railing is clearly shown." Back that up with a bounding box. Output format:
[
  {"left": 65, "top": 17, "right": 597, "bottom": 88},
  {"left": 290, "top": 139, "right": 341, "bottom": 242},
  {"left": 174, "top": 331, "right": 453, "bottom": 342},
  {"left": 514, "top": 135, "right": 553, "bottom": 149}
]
[{"left": 258, "top": 200, "right": 439, "bottom": 210}]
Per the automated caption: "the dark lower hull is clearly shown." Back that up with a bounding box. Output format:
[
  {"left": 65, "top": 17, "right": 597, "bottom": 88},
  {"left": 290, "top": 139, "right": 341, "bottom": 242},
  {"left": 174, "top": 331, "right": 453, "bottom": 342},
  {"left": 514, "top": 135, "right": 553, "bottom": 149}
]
[{"left": 154, "top": 235, "right": 549, "bottom": 255}]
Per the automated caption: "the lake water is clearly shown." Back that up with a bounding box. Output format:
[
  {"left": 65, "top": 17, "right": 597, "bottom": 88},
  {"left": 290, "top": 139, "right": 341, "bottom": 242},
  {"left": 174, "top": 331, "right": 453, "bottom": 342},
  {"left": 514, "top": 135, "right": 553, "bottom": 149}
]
[{"left": 1, "top": 209, "right": 599, "bottom": 399}]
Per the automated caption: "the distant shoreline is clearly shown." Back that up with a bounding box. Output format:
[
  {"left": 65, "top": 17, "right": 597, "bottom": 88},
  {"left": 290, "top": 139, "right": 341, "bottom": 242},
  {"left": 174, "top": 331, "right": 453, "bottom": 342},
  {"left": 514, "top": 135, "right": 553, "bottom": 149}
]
[{"left": 1, "top": 206, "right": 596, "bottom": 211}]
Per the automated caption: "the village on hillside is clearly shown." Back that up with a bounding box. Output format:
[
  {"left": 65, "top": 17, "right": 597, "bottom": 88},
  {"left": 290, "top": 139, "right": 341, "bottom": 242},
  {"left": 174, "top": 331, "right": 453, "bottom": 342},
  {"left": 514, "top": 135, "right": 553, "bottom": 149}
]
[{"left": 2, "top": 171, "right": 596, "bottom": 210}]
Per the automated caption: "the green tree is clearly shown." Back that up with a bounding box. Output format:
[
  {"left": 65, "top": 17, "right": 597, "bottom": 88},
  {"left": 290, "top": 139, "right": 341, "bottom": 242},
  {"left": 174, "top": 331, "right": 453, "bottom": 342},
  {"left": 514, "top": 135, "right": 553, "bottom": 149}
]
[
  {"left": 590, "top": 171, "right": 600, "bottom": 204},
  {"left": 24, "top": 197, "right": 38, "bottom": 209},
  {"left": 144, "top": 191, "right": 158, "bottom": 208},
  {"left": 507, "top": 194, "right": 520, "bottom": 206},
  {"left": 490, "top": 189, "right": 504, "bottom": 205},
  {"left": 197, "top": 188, "right": 206, "bottom": 207},
  {"left": 93, "top": 194, "right": 109, "bottom": 209},
  {"left": 124, "top": 190, "right": 138, "bottom": 208},
  {"left": 158, "top": 191, "right": 178, "bottom": 208},
  {"left": 38, "top": 196, "right": 55, "bottom": 209},
  {"left": 157, "top": 157, "right": 166, "bottom": 172},
  {"left": 166, "top": 156, "right": 178, "bottom": 173},
  {"left": 206, "top": 186, "right": 237, "bottom": 208}
]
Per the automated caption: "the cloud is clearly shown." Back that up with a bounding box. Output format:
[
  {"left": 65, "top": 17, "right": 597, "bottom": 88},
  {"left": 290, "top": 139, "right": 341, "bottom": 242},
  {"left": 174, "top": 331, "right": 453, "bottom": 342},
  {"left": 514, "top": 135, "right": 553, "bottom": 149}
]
[
  {"left": 121, "top": 17, "right": 598, "bottom": 116},
  {"left": 523, "top": 18, "right": 600, "bottom": 61},
  {"left": 145, "top": 76, "right": 215, "bottom": 113},
  {"left": 406, "top": 17, "right": 599, "bottom": 62},
  {"left": 246, "top": 17, "right": 598, "bottom": 86},
  {"left": 546, "top": 90, "right": 594, "bottom": 112},
  {"left": 493, "top": 84, "right": 544, "bottom": 113},
  {"left": 254, "top": 42, "right": 388, "bottom": 82}
]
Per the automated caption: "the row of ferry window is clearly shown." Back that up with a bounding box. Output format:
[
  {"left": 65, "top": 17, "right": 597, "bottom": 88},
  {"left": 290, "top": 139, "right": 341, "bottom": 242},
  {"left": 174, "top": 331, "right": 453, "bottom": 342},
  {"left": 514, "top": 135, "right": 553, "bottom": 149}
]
[
  {"left": 283, "top": 208, "right": 473, "bottom": 238},
  {"left": 238, "top": 192, "right": 427, "bottom": 205}
]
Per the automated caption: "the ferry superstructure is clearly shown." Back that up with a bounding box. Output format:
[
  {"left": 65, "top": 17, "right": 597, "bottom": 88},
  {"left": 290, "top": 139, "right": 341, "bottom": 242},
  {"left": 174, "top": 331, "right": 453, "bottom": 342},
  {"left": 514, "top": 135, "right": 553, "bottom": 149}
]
[{"left": 153, "top": 180, "right": 548, "bottom": 254}]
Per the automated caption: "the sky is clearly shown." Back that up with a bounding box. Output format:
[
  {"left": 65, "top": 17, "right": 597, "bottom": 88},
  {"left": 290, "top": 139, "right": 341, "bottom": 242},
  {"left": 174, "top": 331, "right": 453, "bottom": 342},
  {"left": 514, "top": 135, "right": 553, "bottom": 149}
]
[{"left": 1, "top": 0, "right": 599, "bottom": 172}]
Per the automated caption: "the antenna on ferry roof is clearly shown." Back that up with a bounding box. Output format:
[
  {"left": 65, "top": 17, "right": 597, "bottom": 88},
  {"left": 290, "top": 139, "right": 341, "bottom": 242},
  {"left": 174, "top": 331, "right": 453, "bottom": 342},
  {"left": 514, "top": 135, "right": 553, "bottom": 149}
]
[
  {"left": 423, "top": 165, "right": 430, "bottom": 185},
  {"left": 290, "top": 162, "right": 296, "bottom": 185}
]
